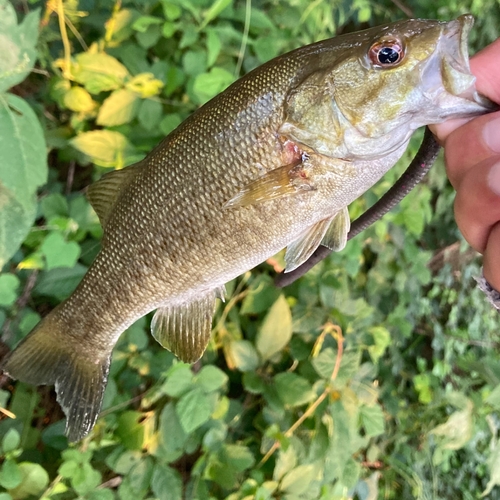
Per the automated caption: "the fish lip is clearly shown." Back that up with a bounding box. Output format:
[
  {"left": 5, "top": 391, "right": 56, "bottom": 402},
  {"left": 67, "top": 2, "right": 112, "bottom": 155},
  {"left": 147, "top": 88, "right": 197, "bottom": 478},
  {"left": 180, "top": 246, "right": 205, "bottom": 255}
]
[
  {"left": 428, "top": 14, "right": 497, "bottom": 111},
  {"left": 440, "top": 14, "right": 473, "bottom": 76}
]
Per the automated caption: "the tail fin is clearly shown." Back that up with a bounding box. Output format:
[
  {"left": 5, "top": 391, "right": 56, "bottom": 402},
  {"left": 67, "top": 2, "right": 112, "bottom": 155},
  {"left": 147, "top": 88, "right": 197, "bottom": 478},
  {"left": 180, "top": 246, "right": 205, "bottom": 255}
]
[{"left": 1, "top": 308, "right": 111, "bottom": 442}]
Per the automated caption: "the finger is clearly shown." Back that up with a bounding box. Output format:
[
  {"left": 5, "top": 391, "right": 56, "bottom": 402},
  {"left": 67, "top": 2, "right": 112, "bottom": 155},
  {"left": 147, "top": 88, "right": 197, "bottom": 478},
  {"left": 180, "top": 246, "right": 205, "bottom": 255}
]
[
  {"left": 483, "top": 222, "right": 500, "bottom": 292},
  {"left": 444, "top": 111, "right": 500, "bottom": 189},
  {"left": 454, "top": 158, "right": 500, "bottom": 252},
  {"left": 469, "top": 37, "right": 500, "bottom": 104},
  {"left": 430, "top": 37, "right": 500, "bottom": 143}
]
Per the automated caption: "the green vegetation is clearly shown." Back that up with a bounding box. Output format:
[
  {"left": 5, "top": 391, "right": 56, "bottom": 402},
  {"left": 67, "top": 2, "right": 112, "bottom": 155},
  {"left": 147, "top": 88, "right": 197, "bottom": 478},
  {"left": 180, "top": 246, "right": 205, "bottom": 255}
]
[{"left": 1, "top": 0, "right": 500, "bottom": 498}]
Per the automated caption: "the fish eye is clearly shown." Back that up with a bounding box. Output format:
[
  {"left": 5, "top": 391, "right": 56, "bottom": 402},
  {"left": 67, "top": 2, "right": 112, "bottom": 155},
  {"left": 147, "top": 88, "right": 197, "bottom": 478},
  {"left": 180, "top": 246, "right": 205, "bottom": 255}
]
[{"left": 369, "top": 39, "right": 405, "bottom": 68}]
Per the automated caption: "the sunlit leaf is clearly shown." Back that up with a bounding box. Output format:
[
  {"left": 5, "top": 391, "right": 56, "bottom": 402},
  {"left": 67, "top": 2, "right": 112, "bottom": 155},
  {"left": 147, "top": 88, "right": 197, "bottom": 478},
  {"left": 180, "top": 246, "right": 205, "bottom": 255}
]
[
  {"left": 70, "top": 130, "right": 138, "bottom": 168},
  {"left": 96, "top": 89, "right": 140, "bottom": 126},
  {"left": 256, "top": 295, "right": 292, "bottom": 361},
  {"left": 72, "top": 52, "right": 129, "bottom": 94}
]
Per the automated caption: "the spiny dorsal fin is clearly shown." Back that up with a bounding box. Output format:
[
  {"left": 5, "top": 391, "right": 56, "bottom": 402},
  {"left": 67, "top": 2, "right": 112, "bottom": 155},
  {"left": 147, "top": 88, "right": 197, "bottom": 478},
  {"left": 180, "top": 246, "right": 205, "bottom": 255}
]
[
  {"left": 151, "top": 287, "right": 224, "bottom": 363},
  {"left": 321, "top": 206, "right": 350, "bottom": 252},
  {"left": 87, "top": 162, "right": 142, "bottom": 229}
]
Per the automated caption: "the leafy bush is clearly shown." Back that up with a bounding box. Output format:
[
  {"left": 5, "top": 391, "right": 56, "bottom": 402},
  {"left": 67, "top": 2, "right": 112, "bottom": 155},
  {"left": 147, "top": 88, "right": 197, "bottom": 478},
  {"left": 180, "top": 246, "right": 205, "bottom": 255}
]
[{"left": 1, "top": 0, "right": 500, "bottom": 499}]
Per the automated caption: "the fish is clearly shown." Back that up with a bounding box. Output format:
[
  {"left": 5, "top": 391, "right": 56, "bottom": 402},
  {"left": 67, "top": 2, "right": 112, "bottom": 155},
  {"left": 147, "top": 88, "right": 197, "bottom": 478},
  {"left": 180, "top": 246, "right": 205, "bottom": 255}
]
[{"left": 1, "top": 15, "right": 494, "bottom": 441}]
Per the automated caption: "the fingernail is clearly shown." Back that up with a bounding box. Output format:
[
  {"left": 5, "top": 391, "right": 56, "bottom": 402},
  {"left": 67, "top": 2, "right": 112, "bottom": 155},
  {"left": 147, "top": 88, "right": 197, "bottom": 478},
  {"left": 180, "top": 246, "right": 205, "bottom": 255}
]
[
  {"left": 483, "top": 116, "right": 500, "bottom": 153},
  {"left": 488, "top": 161, "right": 500, "bottom": 196}
]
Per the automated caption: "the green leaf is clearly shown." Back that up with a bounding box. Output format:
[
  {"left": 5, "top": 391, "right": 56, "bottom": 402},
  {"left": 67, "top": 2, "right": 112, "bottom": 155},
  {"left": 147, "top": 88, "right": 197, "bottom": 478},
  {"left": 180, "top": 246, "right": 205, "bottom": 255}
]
[
  {"left": 97, "top": 89, "right": 140, "bottom": 126},
  {"left": 70, "top": 130, "right": 137, "bottom": 168},
  {"left": 256, "top": 295, "right": 292, "bottom": 361},
  {"left": 138, "top": 99, "right": 163, "bottom": 131},
  {"left": 0, "top": 273, "right": 20, "bottom": 306},
  {"left": 0, "top": 2, "right": 40, "bottom": 93},
  {"left": 280, "top": 464, "right": 318, "bottom": 495},
  {"left": 63, "top": 86, "right": 95, "bottom": 112},
  {"left": 341, "top": 458, "right": 361, "bottom": 489},
  {"left": 71, "top": 462, "right": 102, "bottom": 496},
  {"left": 196, "top": 365, "right": 228, "bottom": 393},
  {"left": 88, "top": 490, "right": 114, "bottom": 500},
  {"left": 2, "top": 428, "right": 20, "bottom": 453},
  {"left": 242, "top": 371, "right": 265, "bottom": 394},
  {"left": 160, "top": 113, "right": 182, "bottom": 135},
  {"left": 360, "top": 405, "right": 385, "bottom": 437},
  {"left": 58, "top": 459, "right": 79, "bottom": 478},
  {"left": 192, "top": 67, "right": 234, "bottom": 103},
  {"left": 7, "top": 462, "right": 49, "bottom": 498},
  {"left": 176, "top": 387, "right": 212, "bottom": 434},
  {"left": 227, "top": 340, "right": 260, "bottom": 372},
  {"left": 241, "top": 275, "right": 281, "bottom": 315},
  {"left": 151, "top": 464, "right": 183, "bottom": 500},
  {"left": 0, "top": 93, "right": 48, "bottom": 268},
  {"left": 486, "top": 384, "right": 500, "bottom": 409},
  {"left": 274, "top": 446, "right": 297, "bottom": 482},
  {"left": 41, "top": 193, "right": 69, "bottom": 220},
  {"left": 430, "top": 403, "right": 473, "bottom": 451},
  {"left": 482, "top": 441, "right": 500, "bottom": 497},
  {"left": 162, "top": 363, "right": 193, "bottom": 397},
  {"left": 0, "top": 459, "right": 21, "bottom": 489},
  {"left": 127, "top": 457, "right": 153, "bottom": 493},
  {"left": 116, "top": 411, "right": 146, "bottom": 451},
  {"left": 73, "top": 52, "right": 129, "bottom": 94},
  {"left": 367, "top": 326, "right": 391, "bottom": 363},
  {"left": 274, "top": 372, "right": 315, "bottom": 407},
  {"left": 132, "top": 15, "right": 163, "bottom": 32},
  {"left": 136, "top": 25, "right": 162, "bottom": 49},
  {"left": 162, "top": 2, "right": 181, "bottom": 21},
  {"left": 200, "top": 0, "right": 233, "bottom": 29},
  {"left": 222, "top": 444, "right": 255, "bottom": 472},
  {"left": 40, "top": 232, "right": 81, "bottom": 270},
  {"left": 206, "top": 29, "right": 222, "bottom": 67},
  {"left": 312, "top": 348, "right": 361, "bottom": 387},
  {"left": 35, "top": 264, "right": 87, "bottom": 300},
  {"left": 158, "top": 402, "right": 188, "bottom": 460}
]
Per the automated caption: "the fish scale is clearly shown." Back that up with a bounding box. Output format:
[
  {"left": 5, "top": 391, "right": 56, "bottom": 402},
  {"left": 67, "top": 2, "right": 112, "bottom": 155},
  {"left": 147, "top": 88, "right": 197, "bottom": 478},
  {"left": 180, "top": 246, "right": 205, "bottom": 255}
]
[{"left": 2, "top": 15, "right": 494, "bottom": 441}]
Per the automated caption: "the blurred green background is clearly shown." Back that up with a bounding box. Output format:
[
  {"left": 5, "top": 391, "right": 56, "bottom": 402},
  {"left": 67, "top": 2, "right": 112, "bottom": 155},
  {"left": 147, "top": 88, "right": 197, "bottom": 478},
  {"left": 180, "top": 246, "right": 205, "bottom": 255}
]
[{"left": 0, "top": 0, "right": 500, "bottom": 498}]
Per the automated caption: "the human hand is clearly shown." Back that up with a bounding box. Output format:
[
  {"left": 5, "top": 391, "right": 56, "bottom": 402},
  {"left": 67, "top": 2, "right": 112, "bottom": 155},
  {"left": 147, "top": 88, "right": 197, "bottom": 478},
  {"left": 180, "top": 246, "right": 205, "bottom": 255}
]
[{"left": 430, "top": 38, "right": 500, "bottom": 292}]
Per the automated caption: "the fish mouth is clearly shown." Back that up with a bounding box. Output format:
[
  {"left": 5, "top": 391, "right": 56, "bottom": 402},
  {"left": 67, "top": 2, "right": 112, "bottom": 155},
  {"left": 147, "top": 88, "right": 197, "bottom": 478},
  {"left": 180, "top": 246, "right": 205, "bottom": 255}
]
[{"left": 435, "top": 14, "right": 496, "bottom": 110}]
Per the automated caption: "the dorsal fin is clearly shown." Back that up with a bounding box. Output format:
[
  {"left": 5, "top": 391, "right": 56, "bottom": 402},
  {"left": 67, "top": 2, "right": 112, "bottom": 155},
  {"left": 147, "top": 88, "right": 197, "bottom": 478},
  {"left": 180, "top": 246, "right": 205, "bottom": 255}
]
[{"left": 86, "top": 162, "right": 142, "bottom": 229}]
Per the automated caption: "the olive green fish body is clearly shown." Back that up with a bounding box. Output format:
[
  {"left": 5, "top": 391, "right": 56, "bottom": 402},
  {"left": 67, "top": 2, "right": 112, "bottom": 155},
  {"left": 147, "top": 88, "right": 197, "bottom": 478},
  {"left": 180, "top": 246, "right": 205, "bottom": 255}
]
[{"left": 2, "top": 16, "right": 494, "bottom": 441}]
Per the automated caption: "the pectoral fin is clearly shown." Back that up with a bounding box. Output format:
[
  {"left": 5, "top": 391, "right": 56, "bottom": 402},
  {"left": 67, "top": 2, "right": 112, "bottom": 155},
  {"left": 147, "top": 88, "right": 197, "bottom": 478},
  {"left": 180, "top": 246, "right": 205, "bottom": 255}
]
[
  {"left": 321, "top": 206, "right": 350, "bottom": 252},
  {"left": 225, "top": 161, "right": 314, "bottom": 208},
  {"left": 151, "top": 287, "right": 224, "bottom": 363},
  {"left": 285, "top": 217, "right": 333, "bottom": 272}
]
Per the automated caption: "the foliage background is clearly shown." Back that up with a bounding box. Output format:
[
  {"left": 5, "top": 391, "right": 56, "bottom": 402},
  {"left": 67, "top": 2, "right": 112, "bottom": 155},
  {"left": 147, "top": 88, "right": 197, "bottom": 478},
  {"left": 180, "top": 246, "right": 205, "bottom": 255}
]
[{"left": 0, "top": 0, "right": 500, "bottom": 498}]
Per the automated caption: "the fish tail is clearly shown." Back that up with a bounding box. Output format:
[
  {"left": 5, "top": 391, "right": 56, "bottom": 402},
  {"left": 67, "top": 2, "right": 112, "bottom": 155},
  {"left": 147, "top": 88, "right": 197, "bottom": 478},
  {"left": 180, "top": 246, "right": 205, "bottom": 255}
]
[{"left": 1, "top": 306, "right": 111, "bottom": 442}]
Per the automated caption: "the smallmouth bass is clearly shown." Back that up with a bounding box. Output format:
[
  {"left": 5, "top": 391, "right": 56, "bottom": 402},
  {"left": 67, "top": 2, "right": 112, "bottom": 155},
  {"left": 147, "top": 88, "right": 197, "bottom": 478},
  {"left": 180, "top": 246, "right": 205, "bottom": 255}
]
[{"left": 2, "top": 15, "right": 494, "bottom": 441}]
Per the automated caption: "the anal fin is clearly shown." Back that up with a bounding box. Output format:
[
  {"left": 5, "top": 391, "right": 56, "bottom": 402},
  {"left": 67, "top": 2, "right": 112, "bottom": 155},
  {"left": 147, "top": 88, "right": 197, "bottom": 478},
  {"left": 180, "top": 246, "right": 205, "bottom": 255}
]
[
  {"left": 225, "top": 161, "right": 314, "bottom": 208},
  {"left": 151, "top": 288, "right": 223, "bottom": 363}
]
